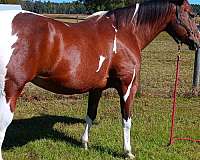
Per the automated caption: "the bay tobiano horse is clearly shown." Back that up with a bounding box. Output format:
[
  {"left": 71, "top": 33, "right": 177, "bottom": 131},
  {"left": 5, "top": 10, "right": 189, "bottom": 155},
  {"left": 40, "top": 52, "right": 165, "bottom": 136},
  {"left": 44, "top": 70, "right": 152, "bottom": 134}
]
[{"left": 0, "top": 0, "right": 199, "bottom": 159}]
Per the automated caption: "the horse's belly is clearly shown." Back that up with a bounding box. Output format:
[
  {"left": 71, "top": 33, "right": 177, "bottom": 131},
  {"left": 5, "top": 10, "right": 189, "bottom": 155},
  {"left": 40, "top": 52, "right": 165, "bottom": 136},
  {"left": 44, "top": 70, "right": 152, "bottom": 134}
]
[{"left": 31, "top": 76, "right": 107, "bottom": 95}]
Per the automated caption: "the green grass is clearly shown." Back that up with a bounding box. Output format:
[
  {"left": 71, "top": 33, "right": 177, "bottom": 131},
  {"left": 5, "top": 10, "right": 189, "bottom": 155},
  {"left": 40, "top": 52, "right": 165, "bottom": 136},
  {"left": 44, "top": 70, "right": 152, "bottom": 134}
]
[{"left": 2, "top": 30, "right": 200, "bottom": 160}]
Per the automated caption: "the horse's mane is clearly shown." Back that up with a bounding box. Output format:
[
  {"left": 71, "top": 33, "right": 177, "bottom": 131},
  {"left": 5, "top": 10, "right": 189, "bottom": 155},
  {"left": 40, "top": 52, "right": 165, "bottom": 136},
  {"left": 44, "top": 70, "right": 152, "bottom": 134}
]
[{"left": 106, "top": 0, "right": 174, "bottom": 28}]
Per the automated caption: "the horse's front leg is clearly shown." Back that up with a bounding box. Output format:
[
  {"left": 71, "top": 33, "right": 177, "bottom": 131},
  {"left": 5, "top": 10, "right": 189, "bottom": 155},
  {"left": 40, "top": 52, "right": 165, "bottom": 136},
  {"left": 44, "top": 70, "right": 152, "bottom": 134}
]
[
  {"left": 118, "top": 69, "right": 138, "bottom": 160},
  {"left": 0, "top": 96, "right": 13, "bottom": 160},
  {"left": 0, "top": 79, "right": 25, "bottom": 160},
  {"left": 81, "top": 90, "right": 102, "bottom": 149}
]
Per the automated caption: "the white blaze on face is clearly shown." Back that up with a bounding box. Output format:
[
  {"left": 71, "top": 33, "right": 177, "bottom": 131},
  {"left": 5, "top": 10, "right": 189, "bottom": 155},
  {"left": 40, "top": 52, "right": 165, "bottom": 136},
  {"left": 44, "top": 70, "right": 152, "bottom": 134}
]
[
  {"left": 96, "top": 55, "right": 106, "bottom": 72},
  {"left": 124, "top": 68, "right": 136, "bottom": 102},
  {"left": 0, "top": 10, "right": 21, "bottom": 160}
]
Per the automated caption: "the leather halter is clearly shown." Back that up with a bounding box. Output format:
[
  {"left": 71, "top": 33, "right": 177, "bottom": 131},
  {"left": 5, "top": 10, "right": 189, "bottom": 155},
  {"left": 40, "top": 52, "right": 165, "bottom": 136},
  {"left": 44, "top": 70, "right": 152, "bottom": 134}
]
[{"left": 175, "top": 5, "right": 194, "bottom": 43}]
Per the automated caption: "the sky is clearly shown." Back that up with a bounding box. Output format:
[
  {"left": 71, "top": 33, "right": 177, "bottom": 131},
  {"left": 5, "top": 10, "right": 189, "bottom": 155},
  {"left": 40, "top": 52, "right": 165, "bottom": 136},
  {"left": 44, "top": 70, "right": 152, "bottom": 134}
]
[
  {"left": 44, "top": 0, "right": 200, "bottom": 4},
  {"left": 189, "top": 0, "right": 200, "bottom": 4}
]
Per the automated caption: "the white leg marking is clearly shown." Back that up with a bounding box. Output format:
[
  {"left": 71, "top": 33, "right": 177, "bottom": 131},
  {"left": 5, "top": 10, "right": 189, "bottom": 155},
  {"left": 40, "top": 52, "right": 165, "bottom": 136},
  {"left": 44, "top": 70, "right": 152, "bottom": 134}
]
[
  {"left": 82, "top": 115, "right": 92, "bottom": 149},
  {"left": 0, "top": 99, "right": 14, "bottom": 160},
  {"left": 123, "top": 118, "right": 135, "bottom": 159},
  {"left": 131, "top": 3, "right": 140, "bottom": 23},
  {"left": 123, "top": 118, "right": 132, "bottom": 152},
  {"left": 123, "top": 68, "right": 136, "bottom": 102},
  {"left": 96, "top": 56, "right": 106, "bottom": 72}
]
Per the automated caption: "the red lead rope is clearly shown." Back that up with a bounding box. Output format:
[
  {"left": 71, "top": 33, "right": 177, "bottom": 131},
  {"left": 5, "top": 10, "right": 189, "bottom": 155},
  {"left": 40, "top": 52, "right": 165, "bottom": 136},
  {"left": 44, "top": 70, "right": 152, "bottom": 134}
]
[
  {"left": 169, "top": 55, "right": 180, "bottom": 145},
  {"left": 169, "top": 55, "right": 200, "bottom": 145}
]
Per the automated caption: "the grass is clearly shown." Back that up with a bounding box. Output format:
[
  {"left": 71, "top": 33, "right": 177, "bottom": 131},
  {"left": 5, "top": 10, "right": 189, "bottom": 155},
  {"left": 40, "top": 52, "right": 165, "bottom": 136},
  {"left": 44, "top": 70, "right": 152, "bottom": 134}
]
[{"left": 2, "top": 18, "right": 200, "bottom": 160}]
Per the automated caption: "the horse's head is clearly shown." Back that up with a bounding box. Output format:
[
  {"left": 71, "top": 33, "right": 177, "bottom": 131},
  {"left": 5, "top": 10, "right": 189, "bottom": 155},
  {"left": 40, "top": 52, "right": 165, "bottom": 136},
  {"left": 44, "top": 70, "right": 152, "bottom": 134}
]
[{"left": 166, "top": 0, "right": 200, "bottom": 50}]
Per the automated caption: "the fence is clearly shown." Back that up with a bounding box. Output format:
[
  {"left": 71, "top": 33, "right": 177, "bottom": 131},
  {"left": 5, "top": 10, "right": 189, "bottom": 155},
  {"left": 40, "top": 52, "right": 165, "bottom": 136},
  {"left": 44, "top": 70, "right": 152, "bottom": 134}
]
[{"left": 43, "top": 14, "right": 87, "bottom": 23}]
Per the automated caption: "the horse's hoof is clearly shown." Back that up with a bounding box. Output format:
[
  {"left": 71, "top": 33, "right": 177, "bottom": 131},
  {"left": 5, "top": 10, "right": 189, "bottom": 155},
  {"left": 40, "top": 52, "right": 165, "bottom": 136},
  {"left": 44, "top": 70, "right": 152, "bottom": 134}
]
[
  {"left": 124, "top": 152, "right": 135, "bottom": 160},
  {"left": 82, "top": 142, "right": 88, "bottom": 150}
]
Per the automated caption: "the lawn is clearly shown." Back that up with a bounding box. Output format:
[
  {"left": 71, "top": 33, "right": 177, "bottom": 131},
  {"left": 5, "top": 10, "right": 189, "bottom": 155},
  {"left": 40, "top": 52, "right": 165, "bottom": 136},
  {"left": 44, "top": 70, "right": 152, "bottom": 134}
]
[{"left": 2, "top": 21, "right": 200, "bottom": 160}]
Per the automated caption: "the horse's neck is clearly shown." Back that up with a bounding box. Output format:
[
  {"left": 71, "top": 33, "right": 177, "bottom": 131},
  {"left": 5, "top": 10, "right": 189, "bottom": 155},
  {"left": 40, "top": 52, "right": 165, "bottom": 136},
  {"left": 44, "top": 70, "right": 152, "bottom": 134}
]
[
  {"left": 133, "top": 19, "right": 170, "bottom": 51},
  {"left": 111, "top": 4, "right": 174, "bottom": 51}
]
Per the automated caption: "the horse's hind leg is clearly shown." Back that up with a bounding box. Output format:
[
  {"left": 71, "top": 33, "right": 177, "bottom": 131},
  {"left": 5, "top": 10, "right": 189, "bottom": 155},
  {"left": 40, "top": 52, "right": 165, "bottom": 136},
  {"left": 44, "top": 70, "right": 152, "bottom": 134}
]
[{"left": 81, "top": 90, "right": 102, "bottom": 149}]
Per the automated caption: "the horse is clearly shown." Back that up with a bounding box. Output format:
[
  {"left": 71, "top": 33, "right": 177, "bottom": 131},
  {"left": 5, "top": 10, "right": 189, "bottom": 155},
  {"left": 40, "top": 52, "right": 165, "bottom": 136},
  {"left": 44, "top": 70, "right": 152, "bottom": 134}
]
[{"left": 0, "top": 0, "right": 199, "bottom": 159}]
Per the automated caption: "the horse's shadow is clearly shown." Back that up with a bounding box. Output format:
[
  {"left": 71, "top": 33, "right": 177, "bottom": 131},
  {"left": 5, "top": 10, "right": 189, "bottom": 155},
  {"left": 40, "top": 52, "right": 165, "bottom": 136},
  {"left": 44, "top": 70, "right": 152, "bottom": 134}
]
[
  {"left": 3, "top": 115, "right": 84, "bottom": 149},
  {"left": 3, "top": 115, "right": 123, "bottom": 158}
]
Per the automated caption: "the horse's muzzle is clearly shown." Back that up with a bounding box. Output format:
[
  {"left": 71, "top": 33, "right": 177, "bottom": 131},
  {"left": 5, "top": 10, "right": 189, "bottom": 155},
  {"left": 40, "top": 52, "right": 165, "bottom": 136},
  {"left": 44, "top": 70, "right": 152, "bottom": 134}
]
[{"left": 188, "top": 37, "right": 200, "bottom": 51}]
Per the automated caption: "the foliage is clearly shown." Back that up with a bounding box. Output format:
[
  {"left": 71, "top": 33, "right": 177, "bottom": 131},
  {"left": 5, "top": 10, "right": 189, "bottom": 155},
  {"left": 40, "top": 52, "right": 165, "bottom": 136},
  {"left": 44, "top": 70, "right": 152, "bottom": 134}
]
[
  {"left": 20, "top": 1, "right": 86, "bottom": 14},
  {"left": 79, "top": 0, "right": 140, "bottom": 13}
]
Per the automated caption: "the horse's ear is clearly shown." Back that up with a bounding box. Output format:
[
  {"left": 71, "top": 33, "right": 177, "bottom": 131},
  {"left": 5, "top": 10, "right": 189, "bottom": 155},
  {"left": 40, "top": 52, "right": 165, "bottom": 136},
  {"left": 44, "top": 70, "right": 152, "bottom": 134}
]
[{"left": 169, "top": 0, "right": 184, "bottom": 5}]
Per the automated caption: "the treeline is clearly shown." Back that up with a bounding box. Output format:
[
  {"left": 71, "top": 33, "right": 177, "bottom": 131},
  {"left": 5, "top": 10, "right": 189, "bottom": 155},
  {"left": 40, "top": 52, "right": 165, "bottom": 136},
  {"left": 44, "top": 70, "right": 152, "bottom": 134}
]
[
  {"left": 20, "top": 1, "right": 86, "bottom": 14},
  {"left": 18, "top": 0, "right": 138, "bottom": 14},
  {"left": 1, "top": 0, "right": 200, "bottom": 15}
]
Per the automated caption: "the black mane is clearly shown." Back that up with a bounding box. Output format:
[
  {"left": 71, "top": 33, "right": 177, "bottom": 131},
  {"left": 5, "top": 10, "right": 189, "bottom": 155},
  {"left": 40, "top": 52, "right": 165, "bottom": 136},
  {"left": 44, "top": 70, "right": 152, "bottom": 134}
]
[{"left": 106, "top": 0, "right": 174, "bottom": 28}]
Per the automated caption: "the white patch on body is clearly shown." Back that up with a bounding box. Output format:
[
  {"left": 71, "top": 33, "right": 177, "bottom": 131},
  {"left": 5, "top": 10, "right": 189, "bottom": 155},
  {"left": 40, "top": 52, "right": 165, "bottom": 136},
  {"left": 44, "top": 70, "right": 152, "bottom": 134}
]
[
  {"left": 112, "top": 25, "right": 118, "bottom": 54},
  {"left": 87, "top": 11, "right": 108, "bottom": 20},
  {"left": 131, "top": 3, "right": 140, "bottom": 23},
  {"left": 0, "top": 10, "right": 21, "bottom": 95},
  {"left": 123, "top": 68, "right": 136, "bottom": 102},
  {"left": 0, "top": 10, "right": 19, "bottom": 160},
  {"left": 65, "top": 45, "right": 81, "bottom": 80},
  {"left": 113, "top": 35, "right": 117, "bottom": 54},
  {"left": 82, "top": 115, "right": 93, "bottom": 149},
  {"left": 96, "top": 56, "right": 106, "bottom": 72},
  {"left": 48, "top": 22, "right": 56, "bottom": 44},
  {"left": 65, "top": 23, "right": 70, "bottom": 27},
  {"left": 123, "top": 118, "right": 132, "bottom": 153},
  {"left": 112, "top": 24, "right": 118, "bottom": 33}
]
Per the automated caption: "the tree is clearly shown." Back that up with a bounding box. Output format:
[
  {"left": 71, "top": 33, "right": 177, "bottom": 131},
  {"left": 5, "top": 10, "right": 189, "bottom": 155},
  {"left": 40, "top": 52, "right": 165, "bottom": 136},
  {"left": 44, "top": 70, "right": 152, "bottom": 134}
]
[
  {"left": 20, "top": 0, "right": 86, "bottom": 14},
  {"left": 79, "top": 0, "right": 136, "bottom": 13}
]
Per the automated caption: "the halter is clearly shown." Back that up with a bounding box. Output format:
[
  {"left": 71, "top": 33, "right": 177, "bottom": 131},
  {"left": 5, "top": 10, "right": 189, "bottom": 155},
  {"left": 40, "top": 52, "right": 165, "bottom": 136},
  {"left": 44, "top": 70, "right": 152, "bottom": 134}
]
[{"left": 175, "top": 5, "right": 194, "bottom": 43}]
